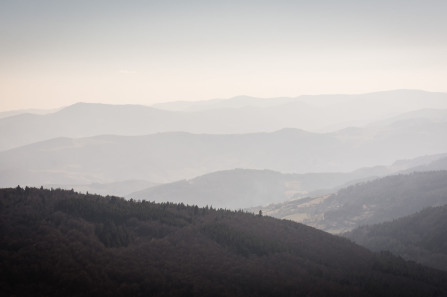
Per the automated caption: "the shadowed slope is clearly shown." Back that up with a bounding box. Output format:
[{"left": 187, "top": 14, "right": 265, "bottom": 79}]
[{"left": 1, "top": 187, "right": 447, "bottom": 296}]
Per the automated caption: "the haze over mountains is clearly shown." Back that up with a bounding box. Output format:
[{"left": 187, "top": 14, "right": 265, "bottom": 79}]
[
  {"left": 0, "top": 107, "right": 61, "bottom": 119},
  {"left": 152, "top": 90, "right": 447, "bottom": 113},
  {"left": 2, "top": 90, "right": 447, "bottom": 152},
  {"left": 1, "top": 89, "right": 447, "bottom": 207},
  {"left": 1, "top": 121, "right": 447, "bottom": 189},
  {"left": 128, "top": 154, "right": 447, "bottom": 209}
]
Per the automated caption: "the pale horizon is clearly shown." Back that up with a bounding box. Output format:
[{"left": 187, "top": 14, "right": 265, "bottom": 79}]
[
  {"left": 1, "top": 88, "right": 444, "bottom": 113},
  {"left": 1, "top": 0, "right": 447, "bottom": 112}
]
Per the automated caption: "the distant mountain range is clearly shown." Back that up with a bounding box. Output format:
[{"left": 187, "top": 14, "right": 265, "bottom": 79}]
[
  {"left": 127, "top": 154, "right": 447, "bottom": 209},
  {"left": 152, "top": 90, "right": 447, "bottom": 113},
  {"left": 152, "top": 95, "right": 297, "bottom": 111},
  {"left": 1, "top": 89, "right": 446, "bottom": 210},
  {"left": 368, "top": 108, "right": 447, "bottom": 127},
  {"left": 1, "top": 119, "right": 447, "bottom": 191},
  {"left": 257, "top": 170, "right": 447, "bottom": 233},
  {"left": 0, "top": 107, "right": 61, "bottom": 119},
  {"left": 28, "top": 152, "right": 444, "bottom": 204},
  {"left": 2, "top": 90, "right": 447, "bottom": 152}
]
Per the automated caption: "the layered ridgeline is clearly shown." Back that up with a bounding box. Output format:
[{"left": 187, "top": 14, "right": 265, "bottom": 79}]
[
  {"left": 1, "top": 90, "right": 447, "bottom": 152},
  {"left": 257, "top": 171, "right": 447, "bottom": 233},
  {"left": 128, "top": 168, "right": 380, "bottom": 210},
  {"left": 1, "top": 90, "right": 447, "bottom": 201},
  {"left": 2, "top": 187, "right": 447, "bottom": 297},
  {"left": 13, "top": 153, "right": 442, "bottom": 208},
  {"left": 128, "top": 154, "right": 447, "bottom": 209},
  {"left": 344, "top": 204, "right": 447, "bottom": 272},
  {"left": 152, "top": 90, "right": 447, "bottom": 114},
  {"left": 1, "top": 120, "right": 447, "bottom": 190}
]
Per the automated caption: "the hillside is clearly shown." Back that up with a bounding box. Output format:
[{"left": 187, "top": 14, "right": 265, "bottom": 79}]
[
  {"left": 344, "top": 205, "right": 447, "bottom": 271},
  {"left": 2, "top": 187, "right": 447, "bottom": 296},
  {"left": 258, "top": 171, "right": 447, "bottom": 233}
]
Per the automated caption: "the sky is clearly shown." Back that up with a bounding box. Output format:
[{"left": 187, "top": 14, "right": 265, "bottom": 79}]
[{"left": 1, "top": 0, "right": 447, "bottom": 111}]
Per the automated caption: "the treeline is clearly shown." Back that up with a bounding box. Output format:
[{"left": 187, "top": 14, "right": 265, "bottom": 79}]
[{"left": 2, "top": 187, "right": 447, "bottom": 296}]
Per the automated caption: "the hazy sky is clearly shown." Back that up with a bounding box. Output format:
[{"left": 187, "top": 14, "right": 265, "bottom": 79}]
[{"left": 1, "top": 0, "right": 446, "bottom": 111}]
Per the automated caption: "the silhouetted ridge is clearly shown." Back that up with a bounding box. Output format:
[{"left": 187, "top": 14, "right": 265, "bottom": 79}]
[{"left": 2, "top": 187, "right": 447, "bottom": 296}]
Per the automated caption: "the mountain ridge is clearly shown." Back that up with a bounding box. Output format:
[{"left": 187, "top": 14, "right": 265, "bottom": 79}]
[
  {"left": 2, "top": 120, "right": 447, "bottom": 189},
  {"left": 2, "top": 89, "right": 447, "bottom": 151}
]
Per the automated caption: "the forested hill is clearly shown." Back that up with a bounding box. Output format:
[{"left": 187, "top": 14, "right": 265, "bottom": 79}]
[
  {"left": 344, "top": 204, "right": 447, "bottom": 271},
  {"left": 2, "top": 187, "right": 447, "bottom": 296}
]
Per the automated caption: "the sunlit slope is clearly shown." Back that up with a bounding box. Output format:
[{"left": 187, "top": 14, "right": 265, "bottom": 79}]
[{"left": 260, "top": 171, "right": 447, "bottom": 233}]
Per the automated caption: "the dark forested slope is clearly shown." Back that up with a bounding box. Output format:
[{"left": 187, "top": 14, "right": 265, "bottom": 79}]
[
  {"left": 2, "top": 187, "right": 447, "bottom": 297},
  {"left": 344, "top": 204, "right": 447, "bottom": 271}
]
